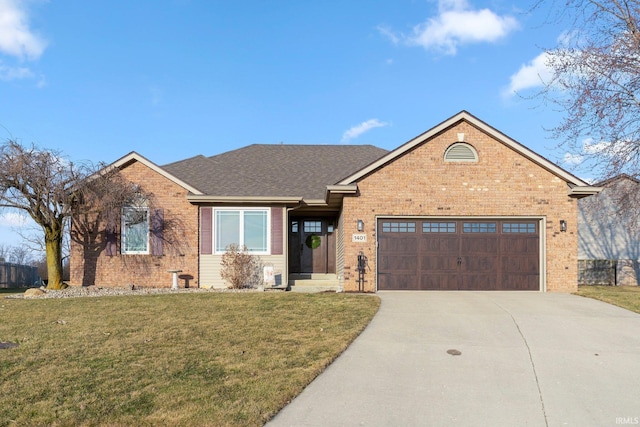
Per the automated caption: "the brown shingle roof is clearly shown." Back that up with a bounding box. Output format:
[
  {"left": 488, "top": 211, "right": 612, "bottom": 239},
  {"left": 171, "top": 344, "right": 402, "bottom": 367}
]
[{"left": 162, "top": 144, "right": 388, "bottom": 199}]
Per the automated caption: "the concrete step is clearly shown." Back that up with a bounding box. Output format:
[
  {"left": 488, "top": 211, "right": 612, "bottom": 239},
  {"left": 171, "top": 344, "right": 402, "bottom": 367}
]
[
  {"left": 289, "top": 284, "right": 341, "bottom": 293},
  {"left": 288, "top": 274, "right": 341, "bottom": 293},
  {"left": 289, "top": 273, "right": 337, "bottom": 281}
]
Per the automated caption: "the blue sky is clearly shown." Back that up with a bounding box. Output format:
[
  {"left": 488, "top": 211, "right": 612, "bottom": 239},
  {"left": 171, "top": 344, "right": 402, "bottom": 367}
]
[{"left": 0, "top": 0, "right": 578, "bottom": 248}]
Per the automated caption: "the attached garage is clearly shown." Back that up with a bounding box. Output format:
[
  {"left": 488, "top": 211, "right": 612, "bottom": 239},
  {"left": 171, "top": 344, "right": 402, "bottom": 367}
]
[{"left": 377, "top": 218, "right": 540, "bottom": 291}]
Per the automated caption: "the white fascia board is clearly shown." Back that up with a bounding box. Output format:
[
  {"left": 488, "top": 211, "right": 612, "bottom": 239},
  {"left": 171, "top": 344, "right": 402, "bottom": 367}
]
[
  {"left": 568, "top": 185, "right": 603, "bottom": 198},
  {"left": 324, "top": 184, "right": 358, "bottom": 200}
]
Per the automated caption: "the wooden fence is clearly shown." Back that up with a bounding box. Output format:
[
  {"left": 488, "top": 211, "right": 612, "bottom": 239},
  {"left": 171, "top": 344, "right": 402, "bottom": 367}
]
[{"left": 0, "top": 262, "right": 40, "bottom": 288}]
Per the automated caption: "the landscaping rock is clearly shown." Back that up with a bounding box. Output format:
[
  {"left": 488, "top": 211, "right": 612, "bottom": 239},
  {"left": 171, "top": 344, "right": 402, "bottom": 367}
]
[
  {"left": 5, "top": 285, "right": 261, "bottom": 300},
  {"left": 24, "top": 288, "right": 46, "bottom": 298}
]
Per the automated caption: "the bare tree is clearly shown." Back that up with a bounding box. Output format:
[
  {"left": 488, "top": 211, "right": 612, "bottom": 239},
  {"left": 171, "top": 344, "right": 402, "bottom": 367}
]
[
  {"left": 0, "top": 140, "right": 141, "bottom": 289},
  {"left": 534, "top": 0, "right": 640, "bottom": 179},
  {"left": 9, "top": 246, "right": 32, "bottom": 265},
  {"left": 0, "top": 244, "right": 9, "bottom": 263}
]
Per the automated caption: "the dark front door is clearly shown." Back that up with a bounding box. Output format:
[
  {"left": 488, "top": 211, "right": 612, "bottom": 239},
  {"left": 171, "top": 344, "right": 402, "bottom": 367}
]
[
  {"left": 289, "top": 219, "right": 336, "bottom": 274},
  {"left": 377, "top": 219, "right": 539, "bottom": 290}
]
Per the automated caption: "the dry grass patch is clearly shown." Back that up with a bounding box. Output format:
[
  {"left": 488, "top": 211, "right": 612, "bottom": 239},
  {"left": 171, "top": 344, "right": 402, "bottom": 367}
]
[
  {"left": 0, "top": 292, "right": 380, "bottom": 426},
  {"left": 575, "top": 285, "right": 640, "bottom": 314}
]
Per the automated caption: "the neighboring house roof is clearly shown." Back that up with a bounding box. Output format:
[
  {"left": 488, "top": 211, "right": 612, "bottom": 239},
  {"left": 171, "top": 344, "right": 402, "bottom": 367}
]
[
  {"left": 592, "top": 173, "right": 640, "bottom": 188},
  {"left": 162, "top": 144, "right": 389, "bottom": 201},
  {"left": 338, "top": 111, "right": 601, "bottom": 197}
]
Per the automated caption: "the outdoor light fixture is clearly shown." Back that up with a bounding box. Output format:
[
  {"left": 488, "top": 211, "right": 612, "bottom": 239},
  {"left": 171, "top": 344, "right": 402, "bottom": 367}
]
[
  {"left": 357, "top": 219, "right": 364, "bottom": 232},
  {"left": 560, "top": 220, "right": 567, "bottom": 232}
]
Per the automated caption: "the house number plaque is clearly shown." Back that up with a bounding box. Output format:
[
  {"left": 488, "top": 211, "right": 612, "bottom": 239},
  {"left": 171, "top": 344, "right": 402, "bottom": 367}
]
[{"left": 352, "top": 234, "right": 367, "bottom": 243}]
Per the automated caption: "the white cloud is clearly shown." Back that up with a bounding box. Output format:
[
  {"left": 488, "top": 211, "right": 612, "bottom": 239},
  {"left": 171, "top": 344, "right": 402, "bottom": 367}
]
[
  {"left": 0, "top": 61, "right": 34, "bottom": 80},
  {"left": 0, "top": 211, "right": 28, "bottom": 227},
  {"left": 582, "top": 138, "right": 610, "bottom": 155},
  {"left": 0, "top": 0, "right": 47, "bottom": 60},
  {"left": 575, "top": 137, "right": 629, "bottom": 160},
  {"left": 503, "top": 52, "right": 553, "bottom": 97},
  {"left": 377, "top": 25, "right": 400, "bottom": 45},
  {"left": 562, "top": 152, "right": 584, "bottom": 166},
  {"left": 341, "top": 119, "right": 389, "bottom": 143},
  {"left": 380, "top": 0, "right": 519, "bottom": 55}
]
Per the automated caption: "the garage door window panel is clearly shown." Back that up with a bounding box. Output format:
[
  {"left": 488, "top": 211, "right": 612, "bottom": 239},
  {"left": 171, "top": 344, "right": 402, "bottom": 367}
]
[
  {"left": 503, "top": 223, "right": 536, "bottom": 233},
  {"left": 423, "top": 222, "right": 456, "bottom": 233},
  {"left": 382, "top": 222, "right": 416, "bottom": 233},
  {"left": 463, "top": 222, "right": 497, "bottom": 233}
]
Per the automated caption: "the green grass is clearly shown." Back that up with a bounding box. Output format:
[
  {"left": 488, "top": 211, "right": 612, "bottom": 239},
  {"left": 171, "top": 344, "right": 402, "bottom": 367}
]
[
  {"left": 0, "top": 287, "right": 29, "bottom": 295},
  {"left": 0, "top": 292, "right": 380, "bottom": 426},
  {"left": 575, "top": 285, "right": 640, "bottom": 314}
]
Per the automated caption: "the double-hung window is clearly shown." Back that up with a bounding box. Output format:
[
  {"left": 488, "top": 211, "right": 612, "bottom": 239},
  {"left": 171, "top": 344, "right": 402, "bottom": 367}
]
[
  {"left": 215, "top": 209, "right": 269, "bottom": 254},
  {"left": 122, "top": 207, "right": 150, "bottom": 254}
]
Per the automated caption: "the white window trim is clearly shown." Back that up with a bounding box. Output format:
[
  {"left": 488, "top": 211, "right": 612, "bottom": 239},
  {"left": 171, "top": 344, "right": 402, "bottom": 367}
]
[
  {"left": 213, "top": 208, "right": 271, "bottom": 255},
  {"left": 121, "top": 206, "right": 150, "bottom": 255}
]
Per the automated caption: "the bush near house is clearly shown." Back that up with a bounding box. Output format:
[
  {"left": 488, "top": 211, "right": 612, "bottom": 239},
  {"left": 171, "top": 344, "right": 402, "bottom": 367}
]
[{"left": 220, "top": 244, "right": 263, "bottom": 289}]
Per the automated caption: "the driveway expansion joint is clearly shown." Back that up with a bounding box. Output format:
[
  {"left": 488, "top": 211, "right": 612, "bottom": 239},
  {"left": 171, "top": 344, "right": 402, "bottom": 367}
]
[{"left": 493, "top": 300, "right": 550, "bottom": 427}]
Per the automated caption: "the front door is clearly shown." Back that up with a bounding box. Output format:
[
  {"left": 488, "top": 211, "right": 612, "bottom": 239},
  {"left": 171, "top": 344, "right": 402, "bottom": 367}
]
[{"left": 289, "top": 218, "right": 336, "bottom": 274}]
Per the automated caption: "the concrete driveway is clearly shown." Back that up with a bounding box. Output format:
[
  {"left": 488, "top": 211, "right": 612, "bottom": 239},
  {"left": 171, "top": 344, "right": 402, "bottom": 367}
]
[{"left": 267, "top": 292, "right": 640, "bottom": 427}]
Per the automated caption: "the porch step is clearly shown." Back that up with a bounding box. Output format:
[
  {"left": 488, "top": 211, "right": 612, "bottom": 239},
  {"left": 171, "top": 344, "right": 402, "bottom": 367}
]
[{"left": 288, "top": 274, "right": 341, "bottom": 293}]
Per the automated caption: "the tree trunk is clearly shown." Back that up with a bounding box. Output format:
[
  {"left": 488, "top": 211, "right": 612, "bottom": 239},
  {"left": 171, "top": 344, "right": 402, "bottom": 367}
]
[{"left": 45, "top": 230, "right": 64, "bottom": 290}]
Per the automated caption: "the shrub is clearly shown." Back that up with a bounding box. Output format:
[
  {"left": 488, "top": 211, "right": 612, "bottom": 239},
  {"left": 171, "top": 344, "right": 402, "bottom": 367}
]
[{"left": 220, "top": 244, "right": 262, "bottom": 289}]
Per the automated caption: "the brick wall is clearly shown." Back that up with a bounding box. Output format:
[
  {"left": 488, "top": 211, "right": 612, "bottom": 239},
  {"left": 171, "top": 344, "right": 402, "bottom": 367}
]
[
  {"left": 69, "top": 160, "right": 199, "bottom": 288},
  {"left": 341, "top": 122, "right": 579, "bottom": 293}
]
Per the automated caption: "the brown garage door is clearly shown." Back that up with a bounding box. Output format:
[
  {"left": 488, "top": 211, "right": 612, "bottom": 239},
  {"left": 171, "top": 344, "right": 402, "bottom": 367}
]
[{"left": 377, "top": 219, "right": 539, "bottom": 290}]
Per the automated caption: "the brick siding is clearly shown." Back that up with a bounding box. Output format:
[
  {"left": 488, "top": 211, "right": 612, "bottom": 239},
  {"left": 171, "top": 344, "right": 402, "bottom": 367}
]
[
  {"left": 69, "top": 160, "right": 199, "bottom": 288},
  {"left": 341, "top": 122, "right": 578, "bottom": 293}
]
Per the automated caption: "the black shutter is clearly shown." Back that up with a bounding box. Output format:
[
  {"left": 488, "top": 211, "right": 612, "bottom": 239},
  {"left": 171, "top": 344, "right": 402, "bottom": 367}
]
[
  {"left": 105, "top": 209, "right": 119, "bottom": 256},
  {"left": 200, "top": 207, "right": 212, "bottom": 254},
  {"left": 151, "top": 208, "right": 164, "bottom": 256}
]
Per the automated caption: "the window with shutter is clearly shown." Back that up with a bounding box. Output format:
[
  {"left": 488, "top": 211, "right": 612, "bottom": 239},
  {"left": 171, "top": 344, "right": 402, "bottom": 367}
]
[{"left": 121, "top": 207, "right": 150, "bottom": 254}]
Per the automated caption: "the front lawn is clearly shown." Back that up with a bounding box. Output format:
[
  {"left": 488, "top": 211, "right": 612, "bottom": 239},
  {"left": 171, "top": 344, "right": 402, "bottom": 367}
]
[
  {"left": 575, "top": 285, "right": 640, "bottom": 314},
  {"left": 0, "top": 292, "right": 380, "bottom": 426},
  {"left": 0, "top": 287, "right": 29, "bottom": 295}
]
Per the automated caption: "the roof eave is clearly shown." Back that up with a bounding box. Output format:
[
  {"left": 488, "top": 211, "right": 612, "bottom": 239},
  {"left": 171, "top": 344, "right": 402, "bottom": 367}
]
[
  {"left": 186, "top": 195, "right": 304, "bottom": 204},
  {"left": 568, "top": 186, "right": 603, "bottom": 198},
  {"left": 325, "top": 184, "right": 358, "bottom": 197},
  {"left": 106, "top": 152, "right": 204, "bottom": 195}
]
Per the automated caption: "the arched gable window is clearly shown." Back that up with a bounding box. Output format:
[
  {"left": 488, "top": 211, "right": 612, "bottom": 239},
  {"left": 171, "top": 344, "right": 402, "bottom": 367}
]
[{"left": 444, "top": 143, "right": 478, "bottom": 162}]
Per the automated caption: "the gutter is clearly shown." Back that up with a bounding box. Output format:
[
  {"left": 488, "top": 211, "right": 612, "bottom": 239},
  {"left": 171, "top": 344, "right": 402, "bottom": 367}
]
[{"left": 186, "top": 195, "right": 303, "bottom": 204}]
